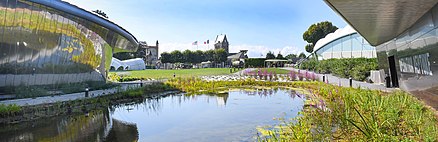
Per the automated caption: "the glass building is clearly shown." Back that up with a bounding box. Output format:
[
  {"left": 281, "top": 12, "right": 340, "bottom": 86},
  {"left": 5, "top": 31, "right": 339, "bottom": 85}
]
[
  {"left": 313, "top": 26, "right": 376, "bottom": 60},
  {"left": 0, "top": 0, "right": 138, "bottom": 94},
  {"left": 325, "top": 0, "right": 438, "bottom": 109}
]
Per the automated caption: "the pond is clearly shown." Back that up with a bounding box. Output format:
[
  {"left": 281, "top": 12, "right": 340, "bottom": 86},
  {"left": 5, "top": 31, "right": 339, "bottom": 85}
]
[{"left": 0, "top": 89, "right": 306, "bottom": 142}]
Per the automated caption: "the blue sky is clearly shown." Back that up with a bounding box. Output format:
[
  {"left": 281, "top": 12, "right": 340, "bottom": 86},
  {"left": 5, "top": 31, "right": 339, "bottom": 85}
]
[{"left": 64, "top": 0, "right": 347, "bottom": 57}]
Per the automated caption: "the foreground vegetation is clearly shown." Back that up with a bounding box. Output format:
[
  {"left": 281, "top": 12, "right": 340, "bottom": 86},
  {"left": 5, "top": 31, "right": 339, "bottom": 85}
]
[
  {"left": 1, "top": 77, "right": 436, "bottom": 141},
  {"left": 109, "top": 68, "right": 241, "bottom": 81},
  {"left": 300, "top": 58, "right": 378, "bottom": 81},
  {"left": 167, "top": 78, "right": 437, "bottom": 141}
]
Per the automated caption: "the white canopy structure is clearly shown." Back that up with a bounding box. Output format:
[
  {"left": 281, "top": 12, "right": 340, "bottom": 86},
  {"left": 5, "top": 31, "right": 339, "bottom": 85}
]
[{"left": 111, "top": 58, "right": 145, "bottom": 70}]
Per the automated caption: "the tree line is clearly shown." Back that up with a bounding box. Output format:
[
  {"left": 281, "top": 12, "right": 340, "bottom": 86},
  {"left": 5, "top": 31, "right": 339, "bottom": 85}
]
[
  {"left": 265, "top": 51, "right": 307, "bottom": 59},
  {"left": 161, "top": 49, "right": 228, "bottom": 64}
]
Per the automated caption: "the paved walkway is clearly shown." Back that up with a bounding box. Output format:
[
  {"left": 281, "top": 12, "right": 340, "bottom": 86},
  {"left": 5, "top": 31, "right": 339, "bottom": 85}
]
[
  {"left": 232, "top": 68, "right": 255, "bottom": 76},
  {"left": 0, "top": 80, "right": 163, "bottom": 106},
  {"left": 281, "top": 67, "right": 396, "bottom": 92}
]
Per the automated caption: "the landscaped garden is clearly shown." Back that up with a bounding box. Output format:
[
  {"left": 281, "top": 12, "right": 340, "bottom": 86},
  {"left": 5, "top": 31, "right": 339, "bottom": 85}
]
[
  {"left": 166, "top": 77, "right": 438, "bottom": 141},
  {"left": 299, "top": 58, "right": 378, "bottom": 81},
  {"left": 109, "top": 68, "right": 242, "bottom": 81},
  {"left": 1, "top": 73, "right": 437, "bottom": 141}
]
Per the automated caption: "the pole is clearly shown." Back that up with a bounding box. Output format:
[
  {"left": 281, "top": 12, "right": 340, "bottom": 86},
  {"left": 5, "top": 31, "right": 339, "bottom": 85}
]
[{"left": 85, "top": 87, "right": 89, "bottom": 97}]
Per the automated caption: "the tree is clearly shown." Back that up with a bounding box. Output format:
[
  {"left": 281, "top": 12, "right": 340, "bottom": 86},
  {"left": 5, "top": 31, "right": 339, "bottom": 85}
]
[
  {"left": 213, "top": 48, "right": 228, "bottom": 63},
  {"left": 266, "top": 51, "right": 276, "bottom": 59},
  {"left": 182, "top": 50, "right": 194, "bottom": 63},
  {"left": 303, "top": 21, "right": 338, "bottom": 53},
  {"left": 276, "top": 53, "right": 285, "bottom": 59},
  {"left": 160, "top": 52, "right": 171, "bottom": 63},
  {"left": 305, "top": 43, "right": 314, "bottom": 53},
  {"left": 285, "top": 54, "right": 297, "bottom": 59},
  {"left": 170, "top": 50, "right": 183, "bottom": 63},
  {"left": 193, "top": 50, "right": 204, "bottom": 63},
  {"left": 299, "top": 52, "right": 307, "bottom": 58},
  {"left": 92, "top": 10, "right": 108, "bottom": 18},
  {"left": 205, "top": 50, "right": 215, "bottom": 62}
]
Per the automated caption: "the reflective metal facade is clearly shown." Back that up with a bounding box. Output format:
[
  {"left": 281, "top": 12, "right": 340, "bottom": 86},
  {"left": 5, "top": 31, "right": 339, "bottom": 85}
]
[
  {"left": 0, "top": 1, "right": 138, "bottom": 88},
  {"left": 376, "top": 3, "right": 438, "bottom": 92}
]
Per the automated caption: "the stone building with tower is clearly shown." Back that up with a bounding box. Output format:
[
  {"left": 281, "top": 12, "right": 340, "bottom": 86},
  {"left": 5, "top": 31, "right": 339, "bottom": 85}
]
[
  {"left": 214, "top": 34, "right": 229, "bottom": 53},
  {"left": 139, "top": 40, "right": 159, "bottom": 67}
]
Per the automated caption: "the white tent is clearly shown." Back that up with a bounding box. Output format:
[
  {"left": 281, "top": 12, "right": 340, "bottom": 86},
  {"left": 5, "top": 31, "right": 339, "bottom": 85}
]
[
  {"left": 123, "top": 58, "right": 146, "bottom": 70},
  {"left": 110, "top": 58, "right": 145, "bottom": 70}
]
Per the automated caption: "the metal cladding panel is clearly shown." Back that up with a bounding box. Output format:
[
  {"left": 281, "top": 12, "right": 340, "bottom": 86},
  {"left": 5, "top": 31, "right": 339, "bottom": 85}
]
[
  {"left": 324, "top": 0, "right": 438, "bottom": 46},
  {"left": 29, "top": 0, "right": 138, "bottom": 51},
  {"left": 0, "top": 0, "right": 139, "bottom": 93}
]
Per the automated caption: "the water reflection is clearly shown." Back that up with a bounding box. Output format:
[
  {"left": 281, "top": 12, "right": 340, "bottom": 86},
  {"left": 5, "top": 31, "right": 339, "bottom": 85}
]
[{"left": 0, "top": 89, "right": 306, "bottom": 142}]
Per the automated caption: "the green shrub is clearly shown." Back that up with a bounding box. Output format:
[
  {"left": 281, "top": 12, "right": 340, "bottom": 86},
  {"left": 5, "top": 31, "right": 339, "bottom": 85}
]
[
  {"left": 300, "top": 58, "right": 378, "bottom": 81},
  {"left": 108, "top": 72, "right": 121, "bottom": 82},
  {"left": 245, "top": 58, "right": 266, "bottom": 68},
  {"left": 299, "top": 58, "right": 318, "bottom": 71},
  {"left": 0, "top": 104, "right": 21, "bottom": 116}
]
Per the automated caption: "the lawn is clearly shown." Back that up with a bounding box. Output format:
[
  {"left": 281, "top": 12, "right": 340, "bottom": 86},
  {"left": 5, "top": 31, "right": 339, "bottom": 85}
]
[
  {"left": 254, "top": 68, "right": 291, "bottom": 74},
  {"left": 112, "top": 68, "right": 239, "bottom": 79}
]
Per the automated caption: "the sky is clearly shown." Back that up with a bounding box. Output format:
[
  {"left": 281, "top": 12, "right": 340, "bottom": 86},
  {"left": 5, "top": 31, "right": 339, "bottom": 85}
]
[{"left": 64, "top": 0, "right": 347, "bottom": 58}]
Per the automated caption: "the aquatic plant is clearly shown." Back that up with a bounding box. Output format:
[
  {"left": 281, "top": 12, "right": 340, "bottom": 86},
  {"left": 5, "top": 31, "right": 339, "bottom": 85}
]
[
  {"left": 258, "top": 83, "right": 438, "bottom": 141},
  {"left": 0, "top": 104, "right": 21, "bottom": 117},
  {"left": 289, "top": 71, "right": 296, "bottom": 81}
]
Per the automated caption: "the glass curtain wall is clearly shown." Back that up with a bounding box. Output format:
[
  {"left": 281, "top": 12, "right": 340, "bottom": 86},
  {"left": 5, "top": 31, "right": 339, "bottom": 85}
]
[{"left": 314, "top": 33, "right": 376, "bottom": 60}]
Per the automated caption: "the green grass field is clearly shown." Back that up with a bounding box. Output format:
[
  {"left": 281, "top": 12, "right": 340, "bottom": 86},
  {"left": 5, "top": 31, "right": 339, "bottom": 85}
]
[
  {"left": 113, "top": 68, "right": 239, "bottom": 79},
  {"left": 255, "top": 68, "right": 291, "bottom": 74}
]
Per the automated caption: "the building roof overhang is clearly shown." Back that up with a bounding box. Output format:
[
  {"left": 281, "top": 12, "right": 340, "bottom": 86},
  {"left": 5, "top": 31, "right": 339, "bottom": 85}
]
[{"left": 324, "top": 0, "right": 438, "bottom": 46}]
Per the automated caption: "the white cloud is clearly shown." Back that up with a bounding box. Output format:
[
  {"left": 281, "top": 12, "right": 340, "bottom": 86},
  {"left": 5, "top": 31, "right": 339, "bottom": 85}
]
[{"left": 158, "top": 42, "right": 304, "bottom": 58}]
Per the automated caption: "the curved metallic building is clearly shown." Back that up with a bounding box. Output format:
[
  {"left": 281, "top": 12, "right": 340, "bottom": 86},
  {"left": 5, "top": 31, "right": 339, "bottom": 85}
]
[
  {"left": 324, "top": 0, "right": 438, "bottom": 110},
  {"left": 313, "top": 26, "right": 376, "bottom": 60},
  {"left": 0, "top": 0, "right": 138, "bottom": 90}
]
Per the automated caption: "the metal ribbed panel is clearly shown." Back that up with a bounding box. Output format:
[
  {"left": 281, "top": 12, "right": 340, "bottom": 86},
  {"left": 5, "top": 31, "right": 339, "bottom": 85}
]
[{"left": 325, "top": 0, "right": 438, "bottom": 46}]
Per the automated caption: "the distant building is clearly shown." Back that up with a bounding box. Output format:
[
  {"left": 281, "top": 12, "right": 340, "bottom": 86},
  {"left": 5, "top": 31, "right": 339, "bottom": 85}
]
[
  {"left": 228, "top": 50, "right": 248, "bottom": 67},
  {"left": 214, "top": 34, "right": 229, "bottom": 53},
  {"left": 139, "top": 40, "right": 159, "bottom": 67}
]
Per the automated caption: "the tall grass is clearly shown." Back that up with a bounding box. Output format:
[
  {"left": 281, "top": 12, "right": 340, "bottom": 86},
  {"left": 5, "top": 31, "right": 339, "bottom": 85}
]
[
  {"left": 259, "top": 83, "right": 438, "bottom": 141},
  {"left": 0, "top": 104, "right": 21, "bottom": 117}
]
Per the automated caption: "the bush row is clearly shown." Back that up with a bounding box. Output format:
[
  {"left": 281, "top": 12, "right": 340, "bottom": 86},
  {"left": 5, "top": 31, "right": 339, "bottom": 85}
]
[
  {"left": 244, "top": 58, "right": 265, "bottom": 68},
  {"left": 299, "top": 58, "right": 378, "bottom": 81}
]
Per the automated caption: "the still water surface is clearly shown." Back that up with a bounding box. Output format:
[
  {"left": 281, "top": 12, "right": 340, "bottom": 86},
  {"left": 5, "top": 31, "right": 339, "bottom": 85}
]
[{"left": 0, "top": 89, "right": 306, "bottom": 142}]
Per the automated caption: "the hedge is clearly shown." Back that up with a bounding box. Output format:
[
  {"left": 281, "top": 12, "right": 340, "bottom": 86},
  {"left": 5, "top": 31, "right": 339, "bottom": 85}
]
[
  {"left": 244, "top": 58, "right": 266, "bottom": 68},
  {"left": 299, "top": 58, "right": 378, "bottom": 81}
]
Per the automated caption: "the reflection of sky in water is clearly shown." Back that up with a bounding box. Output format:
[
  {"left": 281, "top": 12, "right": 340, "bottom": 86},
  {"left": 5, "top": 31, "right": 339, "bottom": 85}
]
[{"left": 111, "top": 89, "right": 305, "bottom": 142}]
